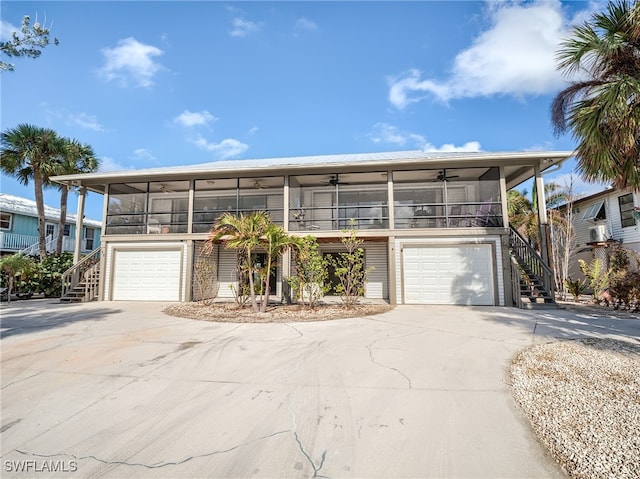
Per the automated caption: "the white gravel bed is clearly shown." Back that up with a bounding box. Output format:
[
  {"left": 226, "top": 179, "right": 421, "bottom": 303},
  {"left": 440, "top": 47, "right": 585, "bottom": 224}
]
[{"left": 510, "top": 338, "right": 640, "bottom": 479}]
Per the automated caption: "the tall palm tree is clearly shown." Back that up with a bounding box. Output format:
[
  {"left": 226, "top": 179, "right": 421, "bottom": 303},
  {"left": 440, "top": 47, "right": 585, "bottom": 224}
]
[
  {"left": 508, "top": 182, "right": 565, "bottom": 251},
  {"left": 0, "top": 124, "right": 65, "bottom": 259},
  {"left": 259, "top": 222, "right": 299, "bottom": 312},
  {"left": 205, "top": 211, "right": 270, "bottom": 312},
  {"left": 552, "top": 0, "right": 640, "bottom": 190},
  {"left": 55, "top": 139, "right": 99, "bottom": 253}
]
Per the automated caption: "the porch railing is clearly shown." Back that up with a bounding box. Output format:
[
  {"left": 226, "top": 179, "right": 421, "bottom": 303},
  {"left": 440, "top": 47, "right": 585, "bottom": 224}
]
[
  {"left": 61, "top": 247, "right": 102, "bottom": 301},
  {"left": 508, "top": 226, "right": 554, "bottom": 299}
]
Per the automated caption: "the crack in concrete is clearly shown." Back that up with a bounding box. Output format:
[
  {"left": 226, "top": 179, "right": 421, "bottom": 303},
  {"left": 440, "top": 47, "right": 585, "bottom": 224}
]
[
  {"left": 15, "top": 430, "right": 290, "bottom": 469},
  {"left": 1, "top": 370, "right": 43, "bottom": 390},
  {"left": 287, "top": 386, "right": 328, "bottom": 478},
  {"left": 366, "top": 342, "right": 412, "bottom": 389}
]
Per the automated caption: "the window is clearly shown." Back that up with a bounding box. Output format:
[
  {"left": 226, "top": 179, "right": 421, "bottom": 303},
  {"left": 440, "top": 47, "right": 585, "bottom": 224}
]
[
  {"left": 581, "top": 200, "right": 606, "bottom": 221},
  {"left": 0, "top": 212, "right": 12, "bottom": 230},
  {"left": 63, "top": 224, "right": 71, "bottom": 236},
  {"left": 85, "top": 228, "right": 95, "bottom": 250},
  {"left": 618, "top": 194, "right": 636, "bottom": 228}
]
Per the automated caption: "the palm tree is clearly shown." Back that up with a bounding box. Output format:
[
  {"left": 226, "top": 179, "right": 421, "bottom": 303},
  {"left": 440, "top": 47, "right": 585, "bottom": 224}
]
[
  {"left": 259, "top": 222, "right": 299, "bottom": 312},
  {"left": 1, "top": 124, "right": 65, "bottom": 259},
  {"left": 205, "top": 211, "right": 270, "bottom": 312},
  {"left": 0, "top": 254, "right": 36, "bottom": 303},
  {"left": 552, "top": 0, "right": 640, "bottom": 190},
  {"left": 55, "top": 139, "right": 99, "bottom": 253},
  {"left": 508, "top": 182, "right": 565, "bottom": 251}
]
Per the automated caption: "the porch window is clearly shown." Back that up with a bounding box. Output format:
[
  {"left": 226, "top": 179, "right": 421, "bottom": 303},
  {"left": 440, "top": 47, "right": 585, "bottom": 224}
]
[
  {"left": 618, "top": 194, "right": 636, "bottom": 228},
  {"left": 393, "top": 167, "right": 502, "bottom": 228},
  {"left": 106, "top": 183, "right": 148, "bottom": 234},
  {"left": 193, "top": 177, "right": 284, "bottom": 233},
  {"left": 289, "top": 172, "right": 388, "bottom": 231},
  {"left": 63, "top": 224, "right": 71, "bottom": 236},
  {"left": 0, "top": 212, "right": 12, "bottom": 230},
  {"left": 148, "top": 181, "right": 190, "bottom": 233}
]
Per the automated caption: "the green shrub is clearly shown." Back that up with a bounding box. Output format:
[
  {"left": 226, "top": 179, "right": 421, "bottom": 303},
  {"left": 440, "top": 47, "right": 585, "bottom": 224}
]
[
  {"left": 35, "top": 252, "right": 74, "bottom": 297},
  {"left": 564, "top": 277, "right": 586, "bottom": 302}
]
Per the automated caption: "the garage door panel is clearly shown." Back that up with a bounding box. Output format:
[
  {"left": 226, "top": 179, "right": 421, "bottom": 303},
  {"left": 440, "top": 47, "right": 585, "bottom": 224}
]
[
  {"left": 113, "top": 250, "right": 181, "bottom": 301},
  {"left": 403, "top": 245, "right": 494, "bottom": 305}
]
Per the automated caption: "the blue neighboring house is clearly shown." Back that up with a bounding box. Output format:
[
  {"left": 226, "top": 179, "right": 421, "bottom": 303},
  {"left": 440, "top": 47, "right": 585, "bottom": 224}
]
[{"left": 0, "top": 193, "right": 102, "bottom": 256}]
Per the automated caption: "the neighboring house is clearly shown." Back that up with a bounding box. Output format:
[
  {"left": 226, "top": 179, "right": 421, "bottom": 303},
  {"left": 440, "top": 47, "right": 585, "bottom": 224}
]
[
  {"left": 52, "top": 149, "right": 572, "bottom": 305},
  {"left": 0, "top": 193, "right": 102, "bottom": 256},
  {"left": 567, "top": 187, "right": 640, "bottom": 279}
]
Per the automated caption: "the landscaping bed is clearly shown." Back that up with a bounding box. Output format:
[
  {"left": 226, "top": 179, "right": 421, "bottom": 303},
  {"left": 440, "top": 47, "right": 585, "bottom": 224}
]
[{"left": 163, "top": 302, "right": 394, "bottom": 323}]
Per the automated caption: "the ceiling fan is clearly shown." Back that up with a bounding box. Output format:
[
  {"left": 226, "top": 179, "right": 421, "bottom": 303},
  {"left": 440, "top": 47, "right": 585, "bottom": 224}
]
[
  {"left": 326, "top": 174, "right": 350, "bottom": 186},
  {"left": 252, "top": 180, "right": 266, "bottom": 189},
  {"left": 159, "top": 184, "right": 175, "bottom": 193},
  {"left": 436, "top": 169, "right": 459, "bottom": 182}
]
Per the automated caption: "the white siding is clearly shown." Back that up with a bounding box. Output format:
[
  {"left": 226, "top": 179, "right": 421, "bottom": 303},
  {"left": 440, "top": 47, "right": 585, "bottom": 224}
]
[
  {"left": 217, "top": 248, "right": 238, "bottom": 299},
  {"left": 364, "top": 242, "right": 388, "bottom": 299}
]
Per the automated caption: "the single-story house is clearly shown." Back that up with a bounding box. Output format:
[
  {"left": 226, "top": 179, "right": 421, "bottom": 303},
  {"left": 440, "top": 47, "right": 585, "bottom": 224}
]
[
  {"left": 0, "top": 193, "right": 102, "bottom": 256},
  {"left": 51, "top": 149, "right": 573, "bottom": 306},
  {"left": 567, "top": 187, "right": 640, "bottom": 279}
]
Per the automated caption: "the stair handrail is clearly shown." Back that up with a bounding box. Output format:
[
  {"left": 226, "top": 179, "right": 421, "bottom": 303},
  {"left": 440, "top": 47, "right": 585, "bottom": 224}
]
[
  {"left": 61, "top": 247, "right": 102, "bottom": 299},
  {"left": 508, "top": 226, "right": 554, "bottom": 298},
  {"left": 20, "top": 234, "right": 54, "bottom": 256}
]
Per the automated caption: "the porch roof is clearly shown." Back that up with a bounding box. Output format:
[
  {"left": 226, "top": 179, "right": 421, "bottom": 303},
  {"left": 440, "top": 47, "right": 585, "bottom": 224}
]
[{"left": 51, "top": 149, "right": 574, "bottom": 194}]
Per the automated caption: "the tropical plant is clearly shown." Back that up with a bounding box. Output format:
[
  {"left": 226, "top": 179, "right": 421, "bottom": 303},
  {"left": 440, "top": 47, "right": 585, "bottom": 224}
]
[
  {"left": 289, "top": 236, "right": 329, "bottom": 309},
  {"left": 552, "top": 0, "right": 640, "bottom": 190},
  {"left": 564, "top": 277, "right": 587, "bottom": 302},
  {"left": 258, "top": 222, "right": 299, "bottom": 312},
  {"left": 55, "top": 139, "right": 99, "bottom": 253},
  {"left": 579, "top": 257, "right": 610, "bottom": 302},
  {"left": 332, "top": 224, "right": 371, "bottom": 309},
  {"left": 205, "top": 211, "right": 297, "bottom": 313},
  {"left": 34, "top": 252, "right": 74, "bottom": 297},
  {"left": 507, "top": 182, "right": 566, "bottom": 251},
  {"left": 0, "top": 254, "right": 36, "bottom": 302},
  {"left": 0, "top": 14, "right": 59, "bottom": 72},
  {"left": 1, "top": 124, "right": 66, "bottom": 259}
]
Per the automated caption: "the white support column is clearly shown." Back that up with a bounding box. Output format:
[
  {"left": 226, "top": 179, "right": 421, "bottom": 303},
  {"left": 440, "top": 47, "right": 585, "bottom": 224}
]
[
  {"left": 283, "top": 176, "right": 290, "bottom": 232},
  {"left": 387, "top": 170, "right": 394, "bottom": 229},
  {"left": 74, "top": 187, "right": 86, "bottom": 264},
  {"left": 534, "top": 164, "right": 548, "bottom": 226}
]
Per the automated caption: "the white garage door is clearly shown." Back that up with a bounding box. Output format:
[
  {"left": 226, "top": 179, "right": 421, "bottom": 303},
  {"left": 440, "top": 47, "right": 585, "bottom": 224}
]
[
  {"left": 113, "top": 249, "right": 182, "bottom": 301},
  {"left": 402, "top": 245, "right": 494, "bottom": 305}
]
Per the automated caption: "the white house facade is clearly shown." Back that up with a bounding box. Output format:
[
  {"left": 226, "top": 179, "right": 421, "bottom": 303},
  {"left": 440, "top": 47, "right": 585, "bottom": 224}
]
[
  {"left": 568, "top": 188, "right": 640, "bottom": 279},
  {"left": 52, "top": 150, "right": 573, "bottom": 306}
]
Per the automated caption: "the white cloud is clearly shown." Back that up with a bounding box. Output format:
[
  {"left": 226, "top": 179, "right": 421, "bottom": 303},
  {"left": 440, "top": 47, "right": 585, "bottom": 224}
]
[
  {"left": 99, "top": 156, "right": 130, "bottom": 172},
  {"left": 0, "top": 20, "right": 19, "bottom": 41},
  {"left": 98, "top": 37, "right": 164, "bottom": 88},
  {"left": 248, "top": 126, "right": 259, "bottom": 135},
  {"left": 295, "top": 17, "right": 318, "bottom": 31},
  {"left": 192, "top": 136, "right": 248, "bottom": 159},
  {"left": 131, "top": 148, "right": 156, "bottom": 162},
  {"left": 368, "top": 122, "right": 481, "bottom": 152},
  {"left": 173, "top": 110, "right": 217, "bottom": 127},
  {"left": 230, "top": 17, "right": 259, "bottom": 37},
  {"left": 70, "top": 113, "right": 104, "bottom": 132},
  {"left": 389, "top": 0, "right": 575, "bottom": 107}
]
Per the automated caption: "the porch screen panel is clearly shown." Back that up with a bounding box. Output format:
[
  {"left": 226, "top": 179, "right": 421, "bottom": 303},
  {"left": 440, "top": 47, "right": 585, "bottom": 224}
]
[{"left": 106, "top": 183, "right": 148, "bottom": 234}]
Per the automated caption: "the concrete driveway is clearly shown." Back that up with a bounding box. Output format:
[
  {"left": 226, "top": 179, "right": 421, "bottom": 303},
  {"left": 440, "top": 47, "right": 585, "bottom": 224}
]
[{"left": 1, "top": 301, "right": 638, "bottom": 478}]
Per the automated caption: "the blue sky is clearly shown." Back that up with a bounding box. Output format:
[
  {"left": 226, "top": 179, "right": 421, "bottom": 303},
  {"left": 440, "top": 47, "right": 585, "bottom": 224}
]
[{"left": 1, "top": 0, "right": 607, "bottom": 221}]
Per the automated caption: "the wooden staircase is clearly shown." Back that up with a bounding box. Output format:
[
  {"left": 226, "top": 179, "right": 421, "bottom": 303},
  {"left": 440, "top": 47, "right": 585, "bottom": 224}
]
[
  {"left": 60, "top": 247, "right": 102, "bottom": 303},
  {"left": 509, "top": 227, "right": 558, "bottom": 309}
]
